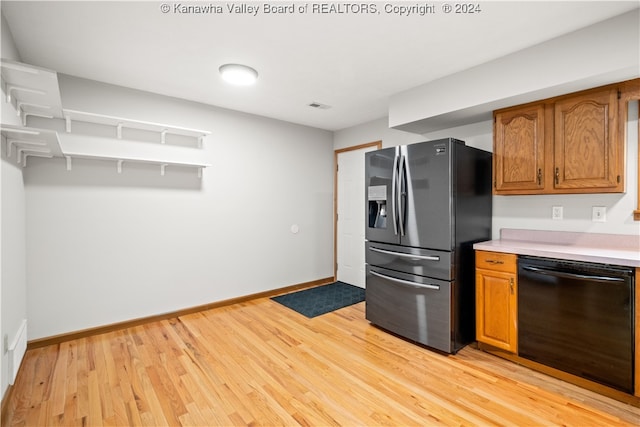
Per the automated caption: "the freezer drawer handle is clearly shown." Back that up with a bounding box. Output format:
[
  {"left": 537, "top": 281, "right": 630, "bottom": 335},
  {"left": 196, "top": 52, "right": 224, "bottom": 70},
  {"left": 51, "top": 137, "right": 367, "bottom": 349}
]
[
  {"left": 522, "top": 265, "right": 626, "bottom": 283},
  {"left": 370, "top": 270, "right": 440, "bottom": 290},
  {"left": 369, "top": 246, "right": 440, "bottom": 261}
]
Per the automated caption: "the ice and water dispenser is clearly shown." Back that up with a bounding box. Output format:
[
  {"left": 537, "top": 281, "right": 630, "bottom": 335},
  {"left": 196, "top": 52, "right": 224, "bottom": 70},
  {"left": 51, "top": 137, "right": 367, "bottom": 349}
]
[{"left": 367, "top": 185, "right": 387, "bottom": 229}]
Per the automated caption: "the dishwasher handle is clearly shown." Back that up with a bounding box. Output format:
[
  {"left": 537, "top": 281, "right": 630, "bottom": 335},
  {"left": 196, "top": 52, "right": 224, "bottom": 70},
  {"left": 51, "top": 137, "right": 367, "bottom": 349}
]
[{"left": 522, "top": 265, "right": 626, "bottom": 283}]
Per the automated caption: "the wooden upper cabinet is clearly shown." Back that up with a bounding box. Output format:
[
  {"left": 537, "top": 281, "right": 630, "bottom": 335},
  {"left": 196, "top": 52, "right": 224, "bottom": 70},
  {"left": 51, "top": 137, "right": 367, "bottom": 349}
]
[
  {"left": 494, "top": 104, "right": 545, "bottom": 193},
  {"left": 493, "top": 81, "right": 628, "bottom": 195},
  {"left": 554, "top": 87, "right": 621, "bottom": 191}
]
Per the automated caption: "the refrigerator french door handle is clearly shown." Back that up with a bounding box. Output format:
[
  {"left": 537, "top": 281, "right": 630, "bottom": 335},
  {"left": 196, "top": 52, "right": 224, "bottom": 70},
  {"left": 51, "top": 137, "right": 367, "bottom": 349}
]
[
  {"left": 391, "top": 150, "right": 399, "bottom": 236},
  {"left": 370, "top": 270, "right": 440, "bottom": 290},
  {"left": 398, "top": 154, "right": 406, "bottom": 236},
  {"left": 369, "top": 246, "right": 440, "bottom": 261}
]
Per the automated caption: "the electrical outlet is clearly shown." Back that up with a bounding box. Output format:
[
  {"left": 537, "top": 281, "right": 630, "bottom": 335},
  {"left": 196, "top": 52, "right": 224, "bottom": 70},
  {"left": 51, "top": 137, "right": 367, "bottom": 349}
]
[
  {"left": 592, "top": 206, "right": 606, "bottom": 222},
  {"left": 552, "top": 206, "right": 563, "bottom": 220}
]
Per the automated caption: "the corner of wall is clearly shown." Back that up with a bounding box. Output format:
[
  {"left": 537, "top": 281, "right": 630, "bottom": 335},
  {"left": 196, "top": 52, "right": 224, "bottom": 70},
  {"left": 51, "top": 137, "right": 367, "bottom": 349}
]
[
  {"left": 0, "top": 11, "right": 27, "bottom": 402},
  {"left": 1, "top": 12, "right": 22, "bottom": 62}
]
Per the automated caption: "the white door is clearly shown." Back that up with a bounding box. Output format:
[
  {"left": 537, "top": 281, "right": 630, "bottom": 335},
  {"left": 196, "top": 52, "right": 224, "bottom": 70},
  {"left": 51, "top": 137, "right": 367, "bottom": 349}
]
[{"left": 336, "top": 144, "right": 378, "bottom": 288}]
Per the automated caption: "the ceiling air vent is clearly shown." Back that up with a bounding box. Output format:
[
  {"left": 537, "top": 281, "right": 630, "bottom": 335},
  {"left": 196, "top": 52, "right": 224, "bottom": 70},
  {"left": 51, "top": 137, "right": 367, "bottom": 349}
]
[{"left": 308, "top": 101, "right": 331, "bottom": 109}]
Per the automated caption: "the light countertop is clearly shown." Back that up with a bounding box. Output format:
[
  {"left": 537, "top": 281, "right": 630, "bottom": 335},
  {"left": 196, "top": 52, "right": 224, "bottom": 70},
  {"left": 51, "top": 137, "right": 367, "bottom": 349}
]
[{"left": 473, "top": 229, "right": 640, "bottom": 268}]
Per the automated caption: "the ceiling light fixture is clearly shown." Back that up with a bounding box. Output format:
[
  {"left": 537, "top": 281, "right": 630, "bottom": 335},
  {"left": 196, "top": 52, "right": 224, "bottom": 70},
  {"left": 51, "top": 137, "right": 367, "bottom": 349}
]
[{"left": 219, "top": 63, "right": 258, "bottom": 86}]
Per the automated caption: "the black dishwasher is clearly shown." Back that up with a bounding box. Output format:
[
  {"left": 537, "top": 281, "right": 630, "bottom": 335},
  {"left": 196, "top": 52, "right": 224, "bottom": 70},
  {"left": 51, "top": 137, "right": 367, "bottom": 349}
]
[{"left": 518, "top": 256, "right": 634, "bottom": 393}]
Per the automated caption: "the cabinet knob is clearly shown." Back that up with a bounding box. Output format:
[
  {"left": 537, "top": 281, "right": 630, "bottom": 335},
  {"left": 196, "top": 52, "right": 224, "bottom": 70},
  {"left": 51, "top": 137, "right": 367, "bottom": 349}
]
[
  {"left": 555, "top": 167, "right": 559, "bottom": 185},
  {"left": 509, "top": 277, "right": 514, "bottom": 294},
  {"left": 537, "top": 168, "right": 542, "bottom": 185}
]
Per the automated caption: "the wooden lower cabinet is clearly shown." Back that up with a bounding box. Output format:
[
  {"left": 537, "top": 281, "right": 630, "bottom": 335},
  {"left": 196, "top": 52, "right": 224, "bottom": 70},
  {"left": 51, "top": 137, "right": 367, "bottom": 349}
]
[{"left": 475, "top": 251, "right": 518, "bottom": 354}]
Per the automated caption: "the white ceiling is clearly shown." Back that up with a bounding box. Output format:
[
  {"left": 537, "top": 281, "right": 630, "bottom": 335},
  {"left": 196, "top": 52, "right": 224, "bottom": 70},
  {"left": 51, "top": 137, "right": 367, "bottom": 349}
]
[{"left": 2, "top": 1, "right": 638, "bottom": 131}]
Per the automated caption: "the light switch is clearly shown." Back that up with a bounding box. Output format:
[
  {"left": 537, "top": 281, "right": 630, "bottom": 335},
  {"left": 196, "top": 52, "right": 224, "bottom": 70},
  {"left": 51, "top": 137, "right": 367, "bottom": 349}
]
[{"left": 552, "top": 206, "right": 563, "bottom": 220}]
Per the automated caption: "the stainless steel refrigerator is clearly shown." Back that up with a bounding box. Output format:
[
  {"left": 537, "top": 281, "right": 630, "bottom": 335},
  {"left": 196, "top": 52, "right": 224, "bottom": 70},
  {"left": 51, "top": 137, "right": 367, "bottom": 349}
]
[{"left": 365, "top": 138, "right": 492, "bottom": 354}]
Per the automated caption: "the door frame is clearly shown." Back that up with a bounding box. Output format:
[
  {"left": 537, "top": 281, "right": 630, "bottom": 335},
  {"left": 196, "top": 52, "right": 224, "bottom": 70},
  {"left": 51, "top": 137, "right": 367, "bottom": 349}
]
[{"left": 334, "top": 140, "right": 382, "bottom": 279}]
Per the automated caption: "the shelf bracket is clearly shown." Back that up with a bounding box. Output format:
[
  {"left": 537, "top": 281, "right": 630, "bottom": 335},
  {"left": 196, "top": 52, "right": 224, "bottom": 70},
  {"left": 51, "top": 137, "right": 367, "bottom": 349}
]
[
  {"left": 65, "top": 156, "right": 72, "bottom": 171},
  {"left": 6, "top": 85, "right": 46, "bottom": 103},
  {"left": 117, "top": 159, "right": 124, "bottom": 174},
  {"left": 161, "top": 129, "right": 167, "bottom": 144},
  {"left": 197, "top": 167, "right": 203, "bottom": 179},
  {"left": 22, "top": 152, "right": 53, "bottom": 168},
  {"left": 22, "top": 112, "right": 53, "bottom": 127},
  {"left": 65, "top": 115, "right": 72, "bottom": 133},
  {"left": 160, "top": 163, "right": 168, "bottom": 176},
  {"left": 7, "top": 139, "right": 46, "bottom": 157},
  {"left": 116, "top": 123, "right": 123, "bottom": 139},
  {"left": 198, "top": 135, "right": 204, "bottom": 148},
  {"left": 17, "top": 147, "right": 50, "bottom": 165},
  {"left": 16, "top": 102, "right": 51, "bottom": 116}
]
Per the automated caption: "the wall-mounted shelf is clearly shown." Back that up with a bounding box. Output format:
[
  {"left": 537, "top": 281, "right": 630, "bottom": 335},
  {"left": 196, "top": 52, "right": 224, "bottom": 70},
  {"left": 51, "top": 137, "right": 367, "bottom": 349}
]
[
  {"left": 2, "top": 60, "right": 211, "bottom": 177},
  {"left": 58, "top": 133, "right": 211, "bottom": 176},
  {"left": 0, "top": 124, "right": 62, "bottom": 167},
  {"left": 62, "top": 109, "right": 211, "bottom": 146},
  {"left": 1, "top": 59, "right": 63, "bottom": 125},
  {"left": 1, "top": 124, "right": 210, "bottom": 176}
]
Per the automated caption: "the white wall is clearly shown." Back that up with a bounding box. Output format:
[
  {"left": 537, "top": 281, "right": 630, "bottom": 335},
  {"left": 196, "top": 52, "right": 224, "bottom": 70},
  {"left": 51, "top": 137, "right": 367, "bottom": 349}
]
[
  {"left": 333, "top": 117, "right": 424, "bottom": 150},
  {"left": 1, "top": 12, "right": 20, "bottom": 60},
  {"left": 0, "top": 11, "right": 27, "bottom": 400},
  {"left": 389, "top": 9, "right": 640, "bottom": 133},
  {"left": 0, "top": 99, "right": 26, "bottom": 401},
  {"left": 25, "top": 76, "right": 334, "bottom": 340}
]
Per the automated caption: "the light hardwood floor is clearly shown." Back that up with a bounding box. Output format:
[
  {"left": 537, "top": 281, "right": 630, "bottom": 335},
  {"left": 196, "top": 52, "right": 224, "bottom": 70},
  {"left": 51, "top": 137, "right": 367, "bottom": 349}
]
[{"left": 3, "top": 296, "right": 640, "bottom": 426}]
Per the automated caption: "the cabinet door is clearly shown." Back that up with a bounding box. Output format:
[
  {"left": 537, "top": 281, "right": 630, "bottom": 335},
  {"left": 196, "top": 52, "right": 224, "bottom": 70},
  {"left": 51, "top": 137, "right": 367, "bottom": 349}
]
[
  {"left": 475, "top": 268, "right": 517, "bottom": 353},
  {"left": 554, "top": 87, "right": 622, "bottom": 191},
  {"left": 494, "top": 104, "right": 545, "bottom": 194}
]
